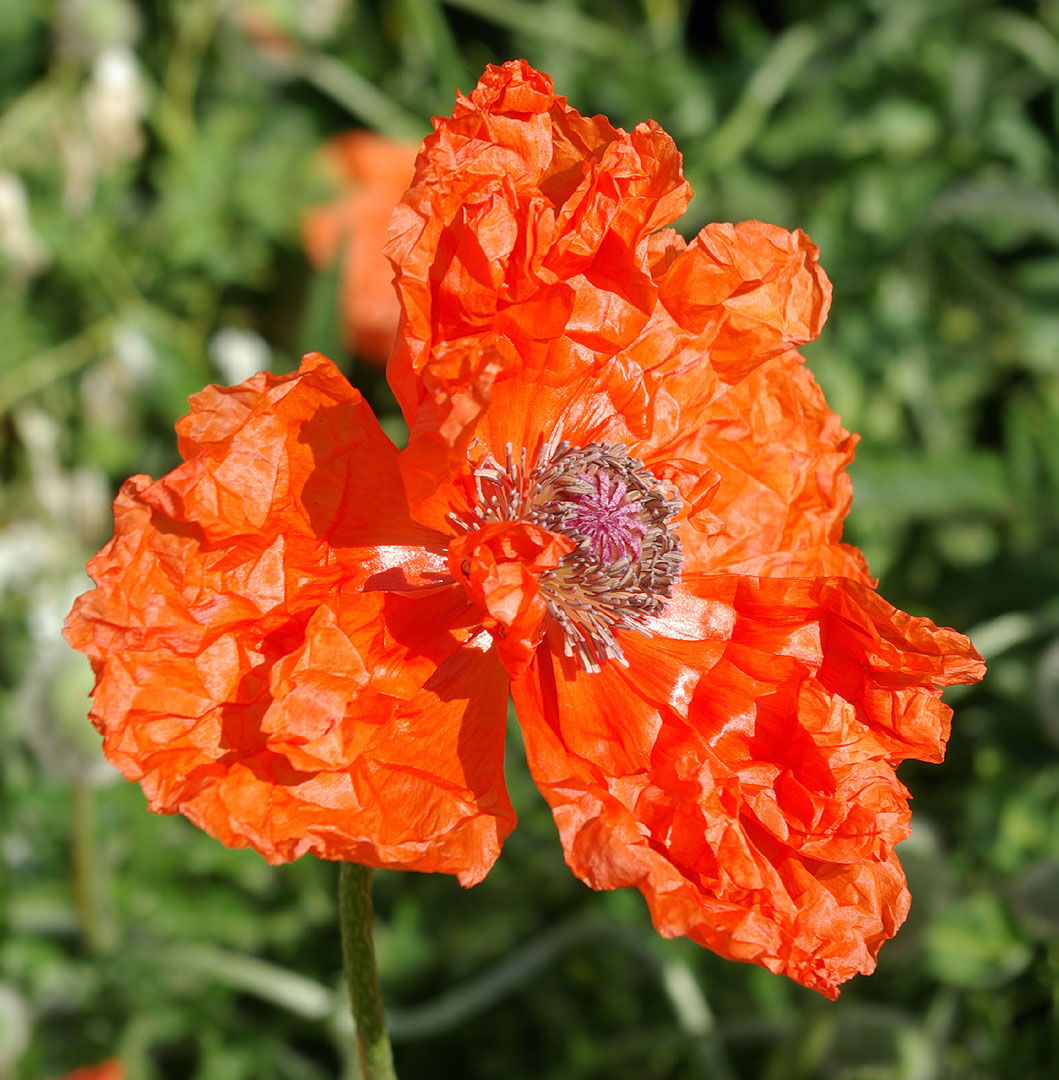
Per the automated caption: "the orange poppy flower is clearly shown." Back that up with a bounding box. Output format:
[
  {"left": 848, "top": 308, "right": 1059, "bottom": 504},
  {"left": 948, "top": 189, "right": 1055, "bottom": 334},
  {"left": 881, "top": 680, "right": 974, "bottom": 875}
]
[
  {"left": 232, "top": 3, "right": 297, "bottom": 60},
  {"left": 302, "top": 131, "right": 418, "bottom": 364},
  {"left": 66, "top": 60, "right": 985, "bottom": 998},
  {"left": 52, "top": 1062, "right": 123, "bottom": 1080}
]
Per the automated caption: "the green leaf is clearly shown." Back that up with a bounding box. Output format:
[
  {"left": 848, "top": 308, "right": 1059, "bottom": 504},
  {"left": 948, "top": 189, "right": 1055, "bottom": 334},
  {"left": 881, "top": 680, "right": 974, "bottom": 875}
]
[
  {"left": 925, "top": 892, "right": 1032, "bottom": 989},
  {"left": 1012, "top": 859, "right": 1059, "bottom": 940}
]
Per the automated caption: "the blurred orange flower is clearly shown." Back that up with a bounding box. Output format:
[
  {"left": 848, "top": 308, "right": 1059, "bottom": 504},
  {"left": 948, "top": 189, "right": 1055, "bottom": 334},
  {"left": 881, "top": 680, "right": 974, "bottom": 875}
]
[
  {"left": 53, "top": 1062, "right": 123, "bottom": 1080},
  {"left": 66, "top": 61, "right": 985, "bottom": 998},
  {"left": 232, "top": 3, "right": 297, "bottom": 59},
  {"left": 302, "top": 131, "right": 418, "bottom": 364}
]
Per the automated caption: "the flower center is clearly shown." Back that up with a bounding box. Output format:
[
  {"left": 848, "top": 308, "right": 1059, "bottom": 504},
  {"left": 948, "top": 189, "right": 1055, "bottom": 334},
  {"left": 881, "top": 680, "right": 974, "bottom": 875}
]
[
  {"left": 564, "top": 471, "right": 648, "bottom": 563},
  {"left": 449, "top": 436, "right": 683, "bottom": 672}
]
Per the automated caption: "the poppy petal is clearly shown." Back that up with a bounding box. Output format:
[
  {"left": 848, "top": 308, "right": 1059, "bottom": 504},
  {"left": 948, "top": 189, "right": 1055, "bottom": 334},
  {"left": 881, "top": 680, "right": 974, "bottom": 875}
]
[
  {"left": 386, "top": 58, "right": 691, "bottom": 443},
  {"left": 168, "top": 351, "right": 439, "bottom": 551},
  {"left": 512, "top": 572, "right": 983, "bottom": 996},
  {"left": 463, "top": 342, "right": 861, "bottom": 585},
  {"left": 448, "top": 520, "right": 574, "bottom": 678},
  {"left": 385, "top": 63, "right": 832, "bottom": 519},
  {"left": 655, "top": 220, "right": 832, "bottom": 383},
  {"left": 225, "top": 600, "right": 514, "bottom": 885},
  {"left": 65, "top": 354, "right": 513, "bottom": 881},
  {"left": 645, "top": 348, "right": 869, "bottom": 579}
]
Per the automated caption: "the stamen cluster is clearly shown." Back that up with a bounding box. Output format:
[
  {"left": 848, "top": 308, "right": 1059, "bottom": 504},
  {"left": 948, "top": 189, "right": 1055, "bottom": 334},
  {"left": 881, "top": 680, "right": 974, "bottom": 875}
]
[{"left": 450, "top": 436, "right": 683, "bottom": 672}]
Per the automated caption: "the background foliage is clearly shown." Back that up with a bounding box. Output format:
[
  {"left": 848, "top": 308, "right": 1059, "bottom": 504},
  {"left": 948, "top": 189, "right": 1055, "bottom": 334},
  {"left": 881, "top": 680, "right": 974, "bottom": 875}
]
[{"left": 2, "top": 0, "right": 1059, "bottom": 1077}]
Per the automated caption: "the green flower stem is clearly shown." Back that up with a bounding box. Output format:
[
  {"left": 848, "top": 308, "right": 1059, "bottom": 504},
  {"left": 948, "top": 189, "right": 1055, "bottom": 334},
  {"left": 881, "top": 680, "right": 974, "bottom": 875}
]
[{"left": 339, "top": 862, "right": 397, "bottom": 1080}]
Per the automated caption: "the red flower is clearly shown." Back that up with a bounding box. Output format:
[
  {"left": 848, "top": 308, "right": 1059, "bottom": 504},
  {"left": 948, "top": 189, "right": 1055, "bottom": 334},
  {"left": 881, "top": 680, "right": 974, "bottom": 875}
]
[
  {"left": 232, "top": 3, "right": 298, "bottom": 60},
  {"left": 51, "top": 1062, "right": 123, "bottom": 1080},
  {"left": 302, "top": 131, "right": 418, "bottom": 364},
  {"left": 66, "top": 61, "right": 984, "bottom": 998}
]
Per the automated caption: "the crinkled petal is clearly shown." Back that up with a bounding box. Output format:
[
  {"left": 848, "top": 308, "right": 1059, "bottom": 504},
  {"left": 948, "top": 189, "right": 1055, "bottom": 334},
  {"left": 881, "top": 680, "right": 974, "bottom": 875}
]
[
  {"left": 385, "top": 64, "right": 834, "bottom": 526},
  {"left": 171, "top": 351, "right": 439, "bottom": 551},
  {"left": 655, "top": 221, "right": 832, "bottom": 384},
  {"left": 386, "top": 58, "right": 691, "bottom": 440},
  {"left": 249, "top": 595, "right": 514, "bottom": 885},
  {"left": 512, "top": 572, "right": 983, "bottom": 997},
  {"left": 396, "top": 339, "right": 507, "bottom": 531},
  {"left": 645, "top": 349, "right": 870, "bottom": 579},
  {"left": 65, "top": 354, "right": 514, "bottom": 882},
  {"left": 658, "top": 575, "right": 985, "bottom": 762},
  {"left": 456, "top": 342, "right": 863, "bottom": 587},
  {"left": 448, "top": 521, "right": 574, "bottom": 678}
]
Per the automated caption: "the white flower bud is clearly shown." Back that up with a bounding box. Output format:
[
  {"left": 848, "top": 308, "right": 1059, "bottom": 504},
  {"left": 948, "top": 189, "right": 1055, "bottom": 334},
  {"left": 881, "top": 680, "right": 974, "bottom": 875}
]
[
  {"left": 0, "top": 172, "right": 49, "bottom": 277},
  {"left": 83, "top": 45, "right": 147, "bottom": 169},
  {"left": 210, "top": 328, "right": 273, "bottom": 384}
]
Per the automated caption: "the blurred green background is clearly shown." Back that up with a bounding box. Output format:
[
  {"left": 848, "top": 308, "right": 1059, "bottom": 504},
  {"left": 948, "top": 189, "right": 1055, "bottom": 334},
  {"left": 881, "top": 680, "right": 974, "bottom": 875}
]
[{"left": 2, "top": 0, "right": 1059, "bottom": 1077}]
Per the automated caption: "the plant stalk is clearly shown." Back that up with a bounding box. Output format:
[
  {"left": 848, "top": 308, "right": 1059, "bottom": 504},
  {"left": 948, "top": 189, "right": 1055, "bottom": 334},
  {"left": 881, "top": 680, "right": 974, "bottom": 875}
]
[{"left": 339, "top": 862, "right": 397, "bottom": 1080}]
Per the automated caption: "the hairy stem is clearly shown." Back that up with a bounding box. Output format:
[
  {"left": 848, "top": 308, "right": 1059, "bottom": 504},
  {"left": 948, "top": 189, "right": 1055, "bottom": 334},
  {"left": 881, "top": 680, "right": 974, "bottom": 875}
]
[{"left": 339, "top": 862, "right": 397, "bottom": 1080}]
